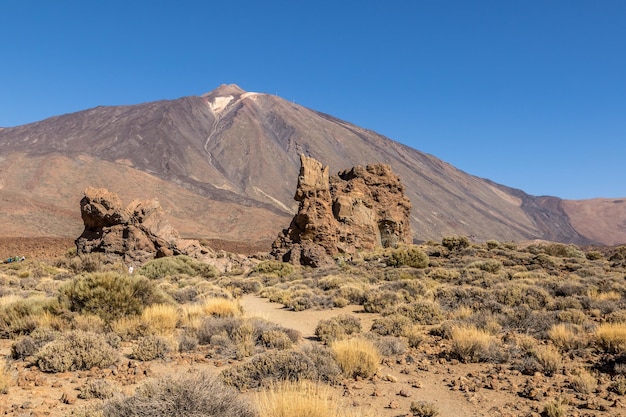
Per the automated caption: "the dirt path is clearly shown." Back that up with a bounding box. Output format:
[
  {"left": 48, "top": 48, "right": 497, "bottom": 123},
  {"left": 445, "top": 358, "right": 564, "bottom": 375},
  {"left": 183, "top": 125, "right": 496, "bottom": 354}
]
[{"left": 240, "top": 294, "right": 378, "bottom": 339}]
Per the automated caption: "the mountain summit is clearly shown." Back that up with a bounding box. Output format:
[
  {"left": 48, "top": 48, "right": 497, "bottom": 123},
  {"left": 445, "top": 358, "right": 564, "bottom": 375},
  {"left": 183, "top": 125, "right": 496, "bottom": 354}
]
[{"left": 0, "top": 85, "right": 624, "bottom": 247}]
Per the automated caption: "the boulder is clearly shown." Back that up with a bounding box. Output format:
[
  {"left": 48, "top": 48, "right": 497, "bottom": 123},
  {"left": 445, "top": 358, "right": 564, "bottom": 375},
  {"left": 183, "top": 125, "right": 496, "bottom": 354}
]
[{"left": 271, "top": 155, "right": 412, "bottom": 267}]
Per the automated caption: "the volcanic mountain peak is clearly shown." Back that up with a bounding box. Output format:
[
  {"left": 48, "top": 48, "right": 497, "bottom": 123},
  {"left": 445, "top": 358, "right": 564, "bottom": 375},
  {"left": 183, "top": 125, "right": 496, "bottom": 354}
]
[{"left": 0, "top": 84, "right": 625, "bottom": 246}]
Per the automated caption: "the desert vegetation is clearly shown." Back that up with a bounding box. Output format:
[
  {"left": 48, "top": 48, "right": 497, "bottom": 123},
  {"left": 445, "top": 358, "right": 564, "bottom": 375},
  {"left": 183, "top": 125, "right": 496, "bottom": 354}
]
[{"left": 0, "top": 239, "right": 625, "bottom": 416}]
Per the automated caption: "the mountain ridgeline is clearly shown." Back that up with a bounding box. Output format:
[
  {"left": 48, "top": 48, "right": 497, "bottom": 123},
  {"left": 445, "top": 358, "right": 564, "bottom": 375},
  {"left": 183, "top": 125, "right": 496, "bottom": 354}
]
[{"left": 0, "top": 84, "right": 624, "bottom": 247}]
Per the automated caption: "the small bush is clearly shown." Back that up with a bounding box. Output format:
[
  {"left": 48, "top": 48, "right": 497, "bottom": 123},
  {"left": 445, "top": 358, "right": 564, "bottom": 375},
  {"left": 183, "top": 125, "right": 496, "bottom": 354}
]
[
  {"left": 331, "top": 338, "right": 380, "bottom": 379},
  {"left": 595, "top": 322, "right": 626, "bottom": 353},
  {"left": 570, "top": 368, "right": 597, "bottom": 394},
  {"left": 301, "top": 343, "right": 342, "bottom": 384},
  {"left": 260, "top": 330, "right": 293, "bottom": 350},
  {"left": 315, "top": 314, "right": 362, "bottom": 344},
  {"left": 201, "top": 298, "right": 242, "bottom": 318},
  {"left": 609, "top": 378, "right": 626, "bottom": 395},
  {"left": 35, "top": 331, "right": 118, "bottom": 372},
  {"left": 253, "top": 260, "right": 295, "bottom": 277},
  {"left": 532, "top": 345, "right": 562, "bottom": 376},
  {"left": 78, "top": 379, "right": 120, "bottom": 399},
  {"left": 542, "top": 397, "right": 568, "bottom": 417},
  {"left": 386, "top": 246, "right": 429, "bottom": 268},
  {"left": 139, "top": 255, "right": 217, "bottom": 279},
  {"left": 548, "top": 323, "right": 587, "bottom": 351},
  {"left": 141, "top": 303, "right": 179, "bottom": 336},
  {"left": 442, "top": 236, "right": 470, "bottom": 251},
  {"left": 449, "top": 325, "right": 501, "bottom": 363},
  {"left": 102, "top": 371, "right": 255, "bottom": 417},
  {"left": 220, "top": 350, "right": 317, "bottom": 390},
  {"left": 0, "top": 361, "right": 12, "bottom": 394},
  {"left": 371, "top": 314, "right": 412, "bottom": 337},
  {"left": 130, "top": 335, "right": 171, "bottom": 361},
  {"left": 467, "top": 259, "right": 502, "bottom": 274},
  {"left": 59, "top": 272, "right": 165, "bottom": 323},
  {"left": 410, "top": 400, "right": 440, "bottom": 417}
]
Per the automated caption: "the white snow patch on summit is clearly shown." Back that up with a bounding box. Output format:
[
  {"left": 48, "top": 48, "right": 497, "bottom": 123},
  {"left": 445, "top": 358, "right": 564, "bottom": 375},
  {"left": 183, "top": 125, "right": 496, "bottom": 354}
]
[{"left": 208, "top": 95, "right": 234, "bottom": 113}]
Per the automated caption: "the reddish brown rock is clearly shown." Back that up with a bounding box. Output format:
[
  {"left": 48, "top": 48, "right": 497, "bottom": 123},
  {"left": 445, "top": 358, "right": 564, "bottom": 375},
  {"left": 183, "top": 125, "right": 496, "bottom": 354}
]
[
  {"left": 76, "top": 187, "right": 182, "bottom": 264},
  {"left": 272, "top": 155, "right": 412, "bottom": 267}
]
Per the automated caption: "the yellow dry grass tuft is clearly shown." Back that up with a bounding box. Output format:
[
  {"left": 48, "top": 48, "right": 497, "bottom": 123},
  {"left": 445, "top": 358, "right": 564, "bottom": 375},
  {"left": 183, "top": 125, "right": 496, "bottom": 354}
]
[
  {"left": 201, "top": 298, "right": 242, "bottom": 318},
  {"left": 141, "top": 304, "right": 180, "bottom": 336},
  {"left": 450, "top": 325, "right": 498, "bottom": 363},
  {"left": 595, "top": 322, "right": 626, "bottom": 353},
  {"left": 331, "top": 338, "right": 380, "bottom": 379},
  {"left": 255, "top": 380, "right": 364, "bottom": 417}
]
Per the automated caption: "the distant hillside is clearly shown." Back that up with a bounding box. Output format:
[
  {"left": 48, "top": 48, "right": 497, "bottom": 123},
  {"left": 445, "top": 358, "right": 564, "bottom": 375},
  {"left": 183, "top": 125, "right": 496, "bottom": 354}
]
[{"left": 0, "top": 84, "right": 624, "bottom": 246}]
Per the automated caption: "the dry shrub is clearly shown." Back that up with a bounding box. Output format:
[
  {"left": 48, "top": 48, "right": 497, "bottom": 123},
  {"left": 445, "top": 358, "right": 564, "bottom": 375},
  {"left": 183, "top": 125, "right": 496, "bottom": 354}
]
[
  {"left": 102, "top": 371, "right": 255, "bottom": 417},
  {"left": 542, "top": 397, "right": 569, "bottom": 417},
  {"left": 595, "top": 322, "right": 626, "bottom": 353},
  {"left": 370, "top": 314, "right": 412, "bottom": 337},
  {"left": 255, "top": 380, "right": 361, "bottom": 417},
  {"left": 331, "top": 338, "right": 380, "bottom": 379},
  {"left": 71, "top": 314, "right": 106, "bottom": 333},
  {"left": 141, "top": 304, "right": 179, "bottom": 336},
  {"left": 0, "top": 295, "right": 59, "bottom": 338},
  {"left": 570, "top": 368, "right": 597, "bottom": 394},
  {"left": 315, "top": 314, "right": 362, "bottom": 344},
  {"left": 410, "top": 400, "right": 440, "bottom": 417},
  {"left": 110, "top": 316, "right": 145, "bottom": 341},
  {"left": 130, "top": 335, "right": 172, "bottom": 361},
  {"left": 78, "top": 379, "right": 120, "bottom": 399},
  {"left": 0, "top": 361, "right": 13, "bottom": 394},
  {"left": 300, "top": 343, "right": 342, "bottom": 384},
  {"left": 202, "top": 298, "right": 242, "bottom": 318},
  {"left": 449, "top": 325, "right": 500, "bottom": 363},
  {"left": 220, "top": 350, "right": 317, "bottom": 390},
  {"left": 35, "top": 330, "right": 118, "bottom": 372},
  {"left": 532, "top": 345, "right": 562, "bottom": 376},
  {"left": 548, "top": 323, "right": 588, "bottom": 351}
]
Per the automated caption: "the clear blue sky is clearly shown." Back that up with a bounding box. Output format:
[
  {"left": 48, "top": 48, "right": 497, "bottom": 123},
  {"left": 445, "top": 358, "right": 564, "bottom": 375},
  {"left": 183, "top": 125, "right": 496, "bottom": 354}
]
[{"left": 1, "top": 1, "right": 624, "bottom": 200}]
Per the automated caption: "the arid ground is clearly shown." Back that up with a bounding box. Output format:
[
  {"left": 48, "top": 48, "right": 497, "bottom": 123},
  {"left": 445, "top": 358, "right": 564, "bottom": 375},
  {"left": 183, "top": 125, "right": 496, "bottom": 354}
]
[{"left": 1, "top": 237, "right": 626, "bottom": 416}]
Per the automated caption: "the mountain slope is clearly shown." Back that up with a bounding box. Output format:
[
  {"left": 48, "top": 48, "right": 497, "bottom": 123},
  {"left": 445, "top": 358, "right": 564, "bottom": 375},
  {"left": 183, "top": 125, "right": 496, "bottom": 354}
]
[{"left": 1, "top": 84, "right": 624, "bottom": 246}]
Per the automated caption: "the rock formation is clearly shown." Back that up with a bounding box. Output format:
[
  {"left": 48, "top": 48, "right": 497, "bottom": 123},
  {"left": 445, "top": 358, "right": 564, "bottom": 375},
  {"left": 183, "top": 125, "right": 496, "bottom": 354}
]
[
  {"left": 74, "top": 187, "right": 259, "bottom": 272},
  {"left": 271, "top": 155, "right": 412, "bottom": 267}
]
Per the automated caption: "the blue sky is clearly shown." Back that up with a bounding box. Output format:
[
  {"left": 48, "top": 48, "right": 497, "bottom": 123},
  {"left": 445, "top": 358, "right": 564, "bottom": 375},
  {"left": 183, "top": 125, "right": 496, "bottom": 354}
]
[{"left": 1, "top": 1, "right": 624, "bottom": 200}]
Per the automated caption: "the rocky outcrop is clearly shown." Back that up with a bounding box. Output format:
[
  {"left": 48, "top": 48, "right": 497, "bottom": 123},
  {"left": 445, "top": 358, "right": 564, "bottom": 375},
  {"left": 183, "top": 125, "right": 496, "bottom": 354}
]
[
  {"left": 271, "top": 155, "right": 412, "bottom": 267},
  {"left": 75, "top": 189, "right": 253, "bottom": 271}
]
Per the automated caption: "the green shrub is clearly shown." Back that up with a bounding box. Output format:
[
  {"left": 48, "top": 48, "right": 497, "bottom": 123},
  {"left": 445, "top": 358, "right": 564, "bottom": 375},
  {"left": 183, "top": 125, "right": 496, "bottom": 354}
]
[
  {"left": 130, "top": 335, "right": 171, "bottom": 361},
  {"left": 253, "top": 260, "right": 295, "bottom": 277},
  {"left": 139, "top": 255, "right": 217, "bottom": 279},
  {"left": 59, "top": 272, "right": 166, "bottom": 322},
  {"left": 442, "top": 236, "right": 470, "bottom": 251},
  {"left": 386, "top": 246, "right": 429, "bottom": 268},
  {"left": 35, "top": 331, "right": 118, "bottom": 372},
  {"left": 220, "top": 350, "right": 317, "bottom": 390},
  {"left": 102, "top": 371, "right": 255, "bottom": 417}
]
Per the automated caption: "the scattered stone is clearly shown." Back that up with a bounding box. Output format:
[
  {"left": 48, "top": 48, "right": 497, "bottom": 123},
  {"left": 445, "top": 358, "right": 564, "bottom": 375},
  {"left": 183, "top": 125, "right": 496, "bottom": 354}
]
[{"left": 398, "top": 389, "right": 412, "bottom": 397}]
